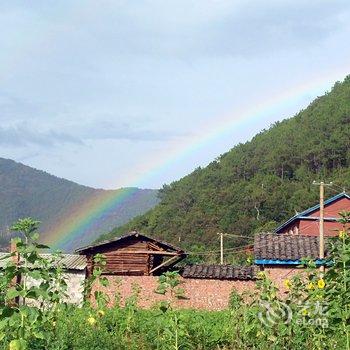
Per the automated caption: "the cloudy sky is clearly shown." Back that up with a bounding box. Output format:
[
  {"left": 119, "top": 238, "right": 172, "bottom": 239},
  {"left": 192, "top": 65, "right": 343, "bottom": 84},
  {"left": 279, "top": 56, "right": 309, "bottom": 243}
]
[{"left": 1, "top": 1, "right": 350, "bottom": 189}]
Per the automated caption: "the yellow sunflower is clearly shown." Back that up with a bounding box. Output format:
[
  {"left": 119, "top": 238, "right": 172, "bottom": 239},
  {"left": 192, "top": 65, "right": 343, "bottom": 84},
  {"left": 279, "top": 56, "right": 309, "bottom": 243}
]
[
  {"left": 317, "top": 278, "right": 325, "bottom": 289},
  {"left": 283, "top": 279, "right": 292, "bottom": 289},
  {"left": 87, "top": 316, "right": 97, "bottom": 326},
  {"left": 339, "top": 230, "right": 347, "bottom": 239},
  {"left": 306, "top": 282, "right": 314, "bottom": 290},
  {"left": 98, "top": 310, "right": 105, "bottom": 317}
]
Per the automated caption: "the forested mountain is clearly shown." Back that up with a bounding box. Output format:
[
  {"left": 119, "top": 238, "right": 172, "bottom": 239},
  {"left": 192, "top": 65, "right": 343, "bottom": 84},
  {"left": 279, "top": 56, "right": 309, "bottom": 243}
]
[
  {"left": 0, "top": 158, "right": 159, "bottom": 251},
  {"left": 100, "top": 76, "right": 350, "bottom": 251}
]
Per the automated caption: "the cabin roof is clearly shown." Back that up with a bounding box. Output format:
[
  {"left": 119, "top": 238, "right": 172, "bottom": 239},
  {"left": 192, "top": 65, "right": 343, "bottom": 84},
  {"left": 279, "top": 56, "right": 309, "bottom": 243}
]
[
  {"left": 275, "top": 192, "right": 350, "bottom": 233},
  {"left": 0, "top": 252, "right": 86, "bottom": 270},
  {"left": 182, "top": 264, "right": 258, "bottom": 280},
  {"left": 254, "top": 233, "right": 330, "bottom": 265},
  {"left": 75, "top": 231, "right": 185, "bottom": 254}
]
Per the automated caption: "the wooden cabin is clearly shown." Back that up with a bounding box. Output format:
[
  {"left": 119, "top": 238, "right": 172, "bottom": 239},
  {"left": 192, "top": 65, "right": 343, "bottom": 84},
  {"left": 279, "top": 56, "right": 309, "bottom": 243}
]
[{"left": 76, "top": 231, "right": 186, "bottom": 277}]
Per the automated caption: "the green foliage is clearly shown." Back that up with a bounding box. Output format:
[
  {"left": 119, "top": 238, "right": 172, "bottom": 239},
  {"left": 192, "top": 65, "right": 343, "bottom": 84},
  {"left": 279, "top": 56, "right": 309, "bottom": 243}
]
[
  {"left": 83, "top": 253, "right": 110, "bottom": 309},
  {"left": 103, "top": 76, "right": 350, "bottom": 255},
  {"left": 0, "top": 218, "right": 68, "bottom": 349},
  {"left": 0, "top": 158, "right": 159, "bottom": 251},
  {"left": 155, "top": 271, "right": 186, "bottom": 301}
]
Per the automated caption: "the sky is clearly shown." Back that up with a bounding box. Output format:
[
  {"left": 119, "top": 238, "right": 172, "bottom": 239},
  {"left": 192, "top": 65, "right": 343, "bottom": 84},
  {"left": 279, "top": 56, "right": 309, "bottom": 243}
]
[{"left": 1, "top": 1, "right": 350, "bottom": 189}]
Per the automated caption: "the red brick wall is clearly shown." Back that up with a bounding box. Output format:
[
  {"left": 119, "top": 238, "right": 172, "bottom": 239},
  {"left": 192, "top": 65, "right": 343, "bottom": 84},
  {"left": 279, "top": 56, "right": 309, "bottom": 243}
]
[
  {"left": 310, "top": 197, "right": 350, "bottom": 217},
  {"left": 298, "top": 219, "right": 340, "bottom": 236},
  {"left": 264, "top": 266, "right": 302, "bottom": 293},
  {"left": 279, "top": 197, "right": 350, "bottom": 236},
  {"left": 93, "top": 276, "right": 256, "bottom": 310},
  {"left": 92, "top": 268, "right": 300, "bottom": 310},
  {"left": 282, "top": 219, "right": 341, "bottom": 236}
]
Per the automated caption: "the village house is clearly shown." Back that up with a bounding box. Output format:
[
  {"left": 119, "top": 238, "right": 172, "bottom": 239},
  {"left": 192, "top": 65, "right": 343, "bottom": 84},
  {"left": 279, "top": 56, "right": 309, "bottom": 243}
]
[
  {"left": 252, "top": 233, "right": 334, "bottom": 292},
  {"left": 76, "top": 231, "right": 187, "bottom": 277},
  {"left": 275, "top": 192, "right": 350, "bottom": 236}
]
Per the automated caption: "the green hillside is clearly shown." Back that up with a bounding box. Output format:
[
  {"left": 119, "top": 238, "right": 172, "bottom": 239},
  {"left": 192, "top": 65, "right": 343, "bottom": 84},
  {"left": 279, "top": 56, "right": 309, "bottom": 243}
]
[
  {"left": 100, "top": 75, "right": 350, "bottom": 251},
  {"left": 0, "top": 158, "right": 159, "bottom": 251}
]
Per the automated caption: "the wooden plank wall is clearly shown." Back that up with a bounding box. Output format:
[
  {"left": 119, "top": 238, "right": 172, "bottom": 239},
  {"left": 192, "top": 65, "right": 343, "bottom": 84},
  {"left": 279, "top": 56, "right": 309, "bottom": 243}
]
[{"left": 87, "top": 238, "right": 153, "bottom": 276}]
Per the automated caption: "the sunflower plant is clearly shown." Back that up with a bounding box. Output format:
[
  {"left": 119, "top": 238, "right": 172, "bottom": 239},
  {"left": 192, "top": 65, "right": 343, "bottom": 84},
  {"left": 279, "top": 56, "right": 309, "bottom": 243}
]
[{"left": 0, "top": 218, "right": 68, "bottom": 349}]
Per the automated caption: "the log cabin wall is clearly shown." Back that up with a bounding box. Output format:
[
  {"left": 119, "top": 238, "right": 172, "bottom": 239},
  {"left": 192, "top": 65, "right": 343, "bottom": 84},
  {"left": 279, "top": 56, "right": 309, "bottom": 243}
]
[{"left": 87, "top": 237, "right": 151, "bottom": 276}]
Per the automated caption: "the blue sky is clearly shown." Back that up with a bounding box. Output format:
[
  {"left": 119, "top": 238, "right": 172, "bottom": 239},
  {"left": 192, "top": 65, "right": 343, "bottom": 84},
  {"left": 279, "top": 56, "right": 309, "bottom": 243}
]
[{"left": 1, "top": 1, "right": 350, "bottom": 189}]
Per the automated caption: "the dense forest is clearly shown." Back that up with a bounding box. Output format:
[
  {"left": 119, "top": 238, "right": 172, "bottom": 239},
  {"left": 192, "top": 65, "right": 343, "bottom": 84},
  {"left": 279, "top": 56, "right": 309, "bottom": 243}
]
[
  {"left": 0, "top": 158, "right": 159, "bottom": 251},
  {"left": 100, "top": 75, "right": 350, "bottom": 252}
]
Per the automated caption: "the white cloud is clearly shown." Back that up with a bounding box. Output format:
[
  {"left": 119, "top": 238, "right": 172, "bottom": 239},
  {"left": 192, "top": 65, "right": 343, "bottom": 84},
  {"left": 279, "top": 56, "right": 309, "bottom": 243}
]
[
  {"left": 0, "top": 125, "right": 82, "bottom": 147},
  {"left": 0, "top": 1, "right": 350, "bottom": 187}
]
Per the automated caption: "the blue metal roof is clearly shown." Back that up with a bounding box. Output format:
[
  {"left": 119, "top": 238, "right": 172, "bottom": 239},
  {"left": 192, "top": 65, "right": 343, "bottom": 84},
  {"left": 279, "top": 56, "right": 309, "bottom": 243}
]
[
  {"left": 275, "top": 192, "right": 350, "bottom": 233},
  {"left": 254, "top": 259, "right": 328, "bottom": 266}
]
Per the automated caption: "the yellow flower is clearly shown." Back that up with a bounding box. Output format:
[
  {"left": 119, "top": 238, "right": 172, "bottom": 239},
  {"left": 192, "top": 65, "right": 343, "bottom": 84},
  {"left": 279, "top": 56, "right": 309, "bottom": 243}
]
[
  {"left": 283, "top": 279, "right": 292, "bottom": 289},
  {"left": 317, "top": 279, "right": 325, "bottom": 289},
  {"left": 257, "top": 271, "right": 266, "bottom": 280},
  {"left": 339, "top": 230, "right": 347, "bottom": 239},
  {"left": 302, "top": 309, "right": 308, "bottom": 316},
  {"left": 98, "top": 310, "right": 105, "bottom": 317},
  {"left": 306, "top": 282, "right": 314, "bottom": 290},
  {"left": 87, "top": 316, "right": 97, "bottom": 326}
]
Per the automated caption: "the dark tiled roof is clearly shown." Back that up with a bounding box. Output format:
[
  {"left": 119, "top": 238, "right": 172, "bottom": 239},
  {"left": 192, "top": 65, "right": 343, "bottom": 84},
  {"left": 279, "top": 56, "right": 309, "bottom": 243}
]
[
  {"left": 76, "top": 231, "right": 185, "bottom": 254},
  {"left": 0, "top": 252, "right": 86, "bottom": 270},
  {"left": 182, "top": 264, "right": 258, "bottom": 280},
  {"left": 254, "top": 233, "right": 330, "bottom": 261}
]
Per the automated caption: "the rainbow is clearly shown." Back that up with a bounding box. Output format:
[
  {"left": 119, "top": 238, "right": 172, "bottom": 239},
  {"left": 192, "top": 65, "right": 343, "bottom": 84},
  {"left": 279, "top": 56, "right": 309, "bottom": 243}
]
[{"left": 46, "top": 67, "right": 349, "bottom": 251}]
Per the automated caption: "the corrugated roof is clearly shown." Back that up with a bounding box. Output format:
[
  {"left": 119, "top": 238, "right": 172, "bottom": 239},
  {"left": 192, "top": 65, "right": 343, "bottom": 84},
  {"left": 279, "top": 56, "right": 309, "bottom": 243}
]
[
  {"left": 275, "top": 192, "right": 350, "bottom": 233},
  {"left": 182, "top": 264, "right": 258, "bottom": 280},
  {"left": 254, "top": 233, "right": 330, "bottom": 263},
  {"left": 76, "top": 231, "right": 185, "bottom": 254},
  {"left": 0, "top": 253, "right": 86, "bottom": 270}
]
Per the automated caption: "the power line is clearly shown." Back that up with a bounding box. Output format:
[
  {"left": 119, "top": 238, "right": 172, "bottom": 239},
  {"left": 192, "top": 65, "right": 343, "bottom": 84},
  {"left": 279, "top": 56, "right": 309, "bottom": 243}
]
[
  {"left": 222, "top": 233, "right": 254, "bottom": 239},
  {"left": 330, "top": 183, "right": 347, "bottom": 193}
]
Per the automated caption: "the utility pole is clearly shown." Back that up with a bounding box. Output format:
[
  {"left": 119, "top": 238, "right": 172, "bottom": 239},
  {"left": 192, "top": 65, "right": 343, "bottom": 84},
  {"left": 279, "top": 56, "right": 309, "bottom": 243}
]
[
  {"left": 313, "top": 181, "right": 332, "bottom": 273},
  {"left": 218, "top": 232, "right": 224, "bottom": 265}
]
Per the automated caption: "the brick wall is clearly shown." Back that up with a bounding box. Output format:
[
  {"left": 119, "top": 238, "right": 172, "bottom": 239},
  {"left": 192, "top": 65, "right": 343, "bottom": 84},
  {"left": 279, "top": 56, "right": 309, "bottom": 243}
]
[
  {"left": 92, "top": 267, "right": 301, "bottom": 310},
  {"left": 264, "top": 266, "right": 302, "bottom": 293},
  {"left": 93, "top": 276, "right": 256, "bottom": 310}
]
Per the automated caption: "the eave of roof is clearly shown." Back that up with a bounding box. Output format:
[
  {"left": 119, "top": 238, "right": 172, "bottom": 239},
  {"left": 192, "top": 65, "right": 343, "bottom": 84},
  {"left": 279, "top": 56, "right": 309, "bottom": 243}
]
[
  {"left": 0, "top": 253, "right": 86, "bottom": 270},
  {"left": 254, "top": 259, "right": 327, "bottom": 266},
  {"left": 275, "top": 192, "right": 350, "bottom": 233},
  {"left": 76, "top": 231, "right": 185, "bottom": 254}
]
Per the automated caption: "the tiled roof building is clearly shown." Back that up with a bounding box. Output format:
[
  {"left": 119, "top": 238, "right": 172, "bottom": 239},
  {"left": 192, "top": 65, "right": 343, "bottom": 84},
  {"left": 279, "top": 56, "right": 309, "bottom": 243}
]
[{"left": 254, "top": 233, "right": 330, "bottom": 265}]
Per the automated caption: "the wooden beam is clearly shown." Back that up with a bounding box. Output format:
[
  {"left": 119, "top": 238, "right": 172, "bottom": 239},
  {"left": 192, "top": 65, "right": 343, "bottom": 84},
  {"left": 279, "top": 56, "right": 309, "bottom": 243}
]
[
  {"left": 149, "top": 255, "right": 181, "bottom": 274},
  {"left": 113, "top": 250, "right": 181, "bottom": 256},
  {"left": 148, "top": 242, "right": 165, "bottom": 251}
]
